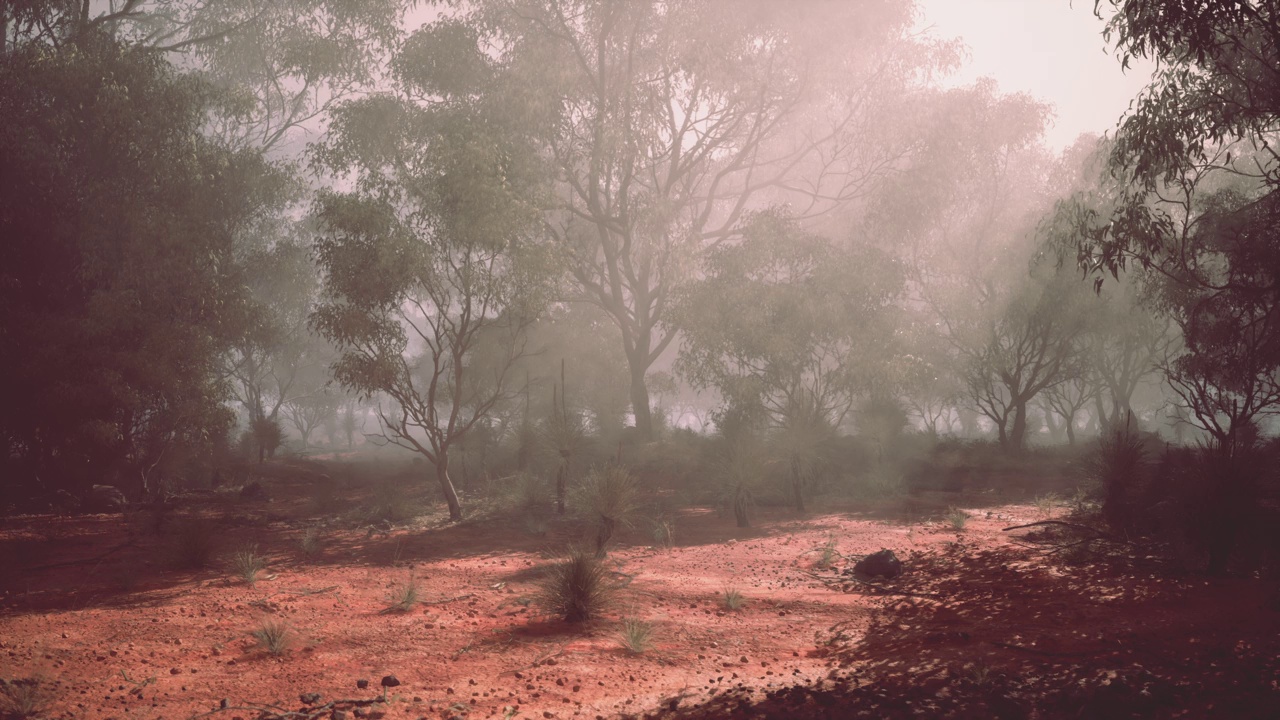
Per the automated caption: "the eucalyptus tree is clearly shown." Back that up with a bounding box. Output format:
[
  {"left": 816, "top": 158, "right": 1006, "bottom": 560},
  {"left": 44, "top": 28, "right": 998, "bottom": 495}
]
[
  {"left": 0, "top": 34, "right": 293, "bottom": 500},
  {"left": 674, "top": 209, "right": 904, "bottom": 510},
  {"left": 310, "top": 34, "right": 557, "bottom": 521},
  {"left": 436, "top": 0, "right": 958, "bottom": 439}
]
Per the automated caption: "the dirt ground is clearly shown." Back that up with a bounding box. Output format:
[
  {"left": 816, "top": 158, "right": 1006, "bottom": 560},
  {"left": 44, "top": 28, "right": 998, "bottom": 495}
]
[{"left": 2, "top": 463, "right": 1278, "bottom": 720}]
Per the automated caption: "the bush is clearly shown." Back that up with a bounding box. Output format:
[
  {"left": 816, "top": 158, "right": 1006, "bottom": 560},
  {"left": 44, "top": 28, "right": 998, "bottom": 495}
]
[
  {"left": 570, "top": 465, "right": 643, "bottom": 557},
  {"left": 501, "top": 472, "right": 550, "bottom": 513},
  {"left": 540, "top": 546, "right": 612, "bottom": 623},
  {"left": 251, "top": 620, "right": 293, "bottom": 656},
  {"left": 650, "top": 517, "right": 675, "bottom": 549},
  {"left": 722, "top": 586, "right": 746, "bottom": 611},
  {"left": 945, "top": 507, "right": 969, "bottom": 531},
  {"left": 1085, "top": 420, "right": 1149, "bottom": 531},
  {"left": 299, "top": 527, "right": 324, "bottom": 559},
  {"left": 230, "top": 543, "right": 266, "bottom": 585}
]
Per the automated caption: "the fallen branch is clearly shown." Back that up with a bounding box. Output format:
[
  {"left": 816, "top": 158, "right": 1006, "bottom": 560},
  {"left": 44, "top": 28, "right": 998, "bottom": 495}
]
[
  {"left": 188, "top": 697, "right": 382, "bottom": 720},
  {"left": 423, "top": 593, "right": 473, "bottom": 606},
  {"left": 501, "top": 646, "right": 566, "bottom": 676},
  {"left": 1002, "top": 520, "right": 1103, "bottom": 534}
]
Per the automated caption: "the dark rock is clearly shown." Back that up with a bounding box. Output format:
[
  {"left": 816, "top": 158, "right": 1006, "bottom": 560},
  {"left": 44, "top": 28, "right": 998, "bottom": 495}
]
[
  {"left": 300, "top": 692, "right": 321, "bottom": 704},
  {"left": 380, "top": 675, "right": 400, "bottom": 689},
  {"left": 239, "top": 481, "right": 269, "bottom": 501},
  {"left": 851, "top": 549, "right": 903, "bottom": 579},
  {"left": 219, "top": 699, "right": 228, "bottom": 709},
  {"left": 85, "top": 485, "right": 126, "bottom": 512},
  {"left": 330, "top": 711, "right": 347, "bottom": 720},
  {"left": 356, "top": 679, "right": 369, "bottom": 690}
]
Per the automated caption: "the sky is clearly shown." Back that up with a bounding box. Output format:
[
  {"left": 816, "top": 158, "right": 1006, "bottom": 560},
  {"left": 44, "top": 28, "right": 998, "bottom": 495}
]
[{"left": 914, "top": 0, "right": 1156, "bottom": 150}]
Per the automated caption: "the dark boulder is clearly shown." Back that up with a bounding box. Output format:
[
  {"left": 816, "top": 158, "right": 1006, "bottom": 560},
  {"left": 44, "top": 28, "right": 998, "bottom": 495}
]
[{"left": 851, "top": 549, "right": 903, "bottom": 579}]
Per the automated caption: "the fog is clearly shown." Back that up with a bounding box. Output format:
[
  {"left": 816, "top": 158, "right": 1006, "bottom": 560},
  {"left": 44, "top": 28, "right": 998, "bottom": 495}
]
[{"left": 3, "top": 2, "right": 1279, "bottom": 718}]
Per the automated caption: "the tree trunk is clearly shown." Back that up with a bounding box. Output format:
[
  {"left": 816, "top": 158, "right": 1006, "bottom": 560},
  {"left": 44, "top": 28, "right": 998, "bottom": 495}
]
[
  {"left": 595, "top": 516, "right": 615, "bottom": 558},
  {"left": 629, "top": 366, "right": 653, "bottom": 441},
  {"left": 434, "top": 453, "right": 463, "bottom": 521},
  {"left": 1065, "top": 419, "right": 1076, "bottom": 446},
  {"left": 1008, "top": 401, "right": 1028, "bottom": 450},
  {"left": 790, "top": 455, "right": 806, "bottom": 513},
  {"left": 555, "top": 461, "right": 567, "bottom": 515}
]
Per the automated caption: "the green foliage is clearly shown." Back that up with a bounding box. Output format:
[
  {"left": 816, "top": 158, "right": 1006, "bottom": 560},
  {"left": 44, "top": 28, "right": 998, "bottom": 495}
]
[
  {"left": 570, "top": 466, "right": 644, "bottom": 557},
  {"left": 945, "top": 507, "right": 969, "bottom": 532},
  {"left": 618, "top": 617, "right": 655, "bottom": 654},
  {"left": 721, "top": 587, "right": 746, "bottom": 612},
  {"left": 0, "top": 34, "right": 292, "bottom": 501},
  {"left": 540, "top": 547, "right": 612, "bottom": 623},
  {"left": 251, "top": 620, "right": 294, "bottom": 656},
  {"left": 231, "top": 544, "right": 267, "bottom": 586}
]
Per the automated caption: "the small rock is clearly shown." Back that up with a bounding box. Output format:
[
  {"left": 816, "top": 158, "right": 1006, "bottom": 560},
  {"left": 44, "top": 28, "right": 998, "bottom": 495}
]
[
  {"left": 356, "top": 679, "right": 370, "bottom": 690},
  {"left": 300, "top": 692, "right": 322, "bottom": 704},
  {"left": 170, "top": 668, "right": 181, "bottom": 675},
  {"left": 380, "top": 675, "right": 400, "bottom": 689},
  {"left": 852, "top": 549, "right": 903, "bottom": 579}
]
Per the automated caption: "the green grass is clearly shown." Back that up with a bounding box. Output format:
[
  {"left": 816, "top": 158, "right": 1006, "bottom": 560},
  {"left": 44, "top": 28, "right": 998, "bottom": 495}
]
[
  {"left": 251, "top": 620, "right": 293, "bottom": 656},
  {"left": 618, "top": 617, "right": 655, "bottom": 654},
  {"left": 230, "top": 543, "right": 266, "bottom": 586},
  {"left": 722, "top": 586, "right": 746, "bottom": 611},
  {"left": 945, "top": 507, "right": 969, "bottom": 532}
]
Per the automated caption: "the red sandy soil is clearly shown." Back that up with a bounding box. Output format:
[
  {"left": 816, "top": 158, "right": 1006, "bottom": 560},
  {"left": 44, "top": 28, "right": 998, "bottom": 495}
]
[{"left": 2, "top": 466, "right": 1278, "bottom": 720}]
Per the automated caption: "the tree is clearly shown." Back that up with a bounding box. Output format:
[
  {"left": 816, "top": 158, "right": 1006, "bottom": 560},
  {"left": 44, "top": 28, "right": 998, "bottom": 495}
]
[
  {"left": 674, "top": 209, "right": 903, "bottom": 510},
  {"left": 445, "top": 0, "right": 957, "bottom": 439},
  {"left": 311, "top": 50, "right": 557, "bottom": 520},
  {"left": 0, "top": 33, "right": 292, "bottom": 500},
  {"left": 2, "top": 0, "right": 406, "bottom": 150}
]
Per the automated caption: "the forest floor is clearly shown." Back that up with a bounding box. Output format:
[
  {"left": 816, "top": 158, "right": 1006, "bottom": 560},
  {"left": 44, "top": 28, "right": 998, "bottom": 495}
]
[{"left": 1, "top": 459, "right": 1278, "bottom": 720}]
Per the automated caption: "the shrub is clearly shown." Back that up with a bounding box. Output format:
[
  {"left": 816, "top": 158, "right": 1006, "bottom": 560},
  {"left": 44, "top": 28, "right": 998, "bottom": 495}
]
[
  {"left": 299, "top": 527, "right": 324, "bottom": 559},
  {"left": 721, "top": 586, "right": 746, "bottom": 611},
  {"left": 540, "top": 547, "right": 612, "bottom": 623},
  {"left": 502, "top": 472, "right": 549, "bottom": 513},
  {"left": 570, "top": 465, "right": 643, "bottom": 557},
  {"left": 383, "top": 575, "right": 420, "bottom": 613},
  {"left": 231, "top": 543, "right": 266, "bottom": 586},
  {"left": 1085, "top": 419, "right": 1148, "bottom": 531},
  {"left": 251, "top": 620, "right": 293, "bottom": 656},
  {"left": 167, "top": 517, "right": 218, "bottom": 569},
  {"left": 618, "top": 617, "right": 654, "bottom": 654},
  {"left": 650, "top": 517, "right": 675, "bottom": 549},
  {"left": 0, "top": 677, "right": 47, "bottom": 718},
  {"left": 364, "top": 481, "right": 420, "bottom": 524},
  {"left": 945, "top": 507, "right": 969, "bottom": 531},
  {"left": 1033, "top": 494, "right": 1058, "bottom": 517}
]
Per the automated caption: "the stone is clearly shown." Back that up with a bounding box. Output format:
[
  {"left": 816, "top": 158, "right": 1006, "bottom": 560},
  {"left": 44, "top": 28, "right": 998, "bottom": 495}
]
[
  {"left": 851, "top": 549, "right": 903, "bottom": 579},
  {"left": 356, "top": 679, "right": 370, "bottom": 690}
]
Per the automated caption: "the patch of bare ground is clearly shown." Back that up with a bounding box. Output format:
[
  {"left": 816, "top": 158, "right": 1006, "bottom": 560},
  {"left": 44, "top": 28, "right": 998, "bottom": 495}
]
[{"left": 1, "top": 472, "right": 1276, "bottom": 720}]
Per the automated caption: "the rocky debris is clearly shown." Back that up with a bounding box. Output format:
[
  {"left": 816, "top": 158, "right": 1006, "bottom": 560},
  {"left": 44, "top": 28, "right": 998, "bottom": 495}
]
[
  {"left": 300, "top": 692, "right": 322, "bottom": 704},
  {"left": 356, "top": 679, "right": 369, "bottom": 690},
  {"left": 850, "top": 549, "right": 903, "bottom": 579},
  {"left": 379, "top": 675, "right": 399, "bottom": 689}
]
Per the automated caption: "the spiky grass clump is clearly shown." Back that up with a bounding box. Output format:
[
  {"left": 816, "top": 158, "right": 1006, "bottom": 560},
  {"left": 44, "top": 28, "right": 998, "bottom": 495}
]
[
  {"left": 618, "top": 617, "right": 654, "bottom": 654},
  {"left": 721, "top": 586, "right": 746, "bottom": 611},
  {"left": 0, "top": 677, "right": 47, "bottom": 718},
  {"left": 650, "top": 517, "right": 675, "bottom": 549},
  {"left": 231, "top": 543, "right": 266, "bottom": 585},
  {"left": 299, "top": 527, "right": 324, "bottom": 559},
  {"left": 167, "top": 517, "right": 219, "bottom": 569},
  {"left": 1033, "top": 494, "right": 1058, "bottom": 518},
  {"left": 945, "top": 507, "right": 969, "bottom": 531},
  {"left": 251, "top": 620, "right": 293, "bottom": 656},
  {"left": 540, "top": 546, "right": 612, "bottom": 623},
  {"left": 1086, "top": 420, "right": 1147, "bottom": 531},
  {"left": 383, "top": 575, "right": 420, "bottom": 613},
  {"left": 813, "top": 534, "right": 839, "bottom": 569},
  {"left": 570, "top": 465, "right": 643, "bottom": 557}
]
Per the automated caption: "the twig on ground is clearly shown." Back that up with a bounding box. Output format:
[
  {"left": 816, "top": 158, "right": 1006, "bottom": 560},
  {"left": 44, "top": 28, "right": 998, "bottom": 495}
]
[{"left": 803, "top": 570, "right": 940, "bottom": 599}]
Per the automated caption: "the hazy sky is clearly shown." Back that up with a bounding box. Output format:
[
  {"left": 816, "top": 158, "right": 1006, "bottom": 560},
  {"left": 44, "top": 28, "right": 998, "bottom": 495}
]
[{"left": 915, "top": 0, "right": 1156, "bottom": 150}]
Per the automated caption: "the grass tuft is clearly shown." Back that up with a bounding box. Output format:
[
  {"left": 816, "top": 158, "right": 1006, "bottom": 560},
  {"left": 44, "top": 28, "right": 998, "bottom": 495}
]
[
  {"left": 251, "top": 620, "right": 293, "bottom": 656},
  {"left": 650, "top": 517, "right": 675, "bottom": 549},
  {"left": 722, "top": 586, "right": 746, "bottom": 611},
  {"left": 383, "top": 575, "right": 420, "bottom": 613},
  {"left": 618, "top": 617, "right": 654, "bottom": 654},
  {"left": 167, "top": 517, "right": 218, "bottom": 569},
  {"left": 0, "top": 677, "right": 47, "bottom": 718},
  {"left": 945, "top": 507, "right": 969, "bottom": 531},
  {"left": 540, "top": 546, "right": 612, "bottom": 623},
  {"left": 299, "top": 527, "right": 324, "bottom": 559},
  {"left": 570, "top": 465, "right": 643, "bottom": 557},
  {"left": 230, "top": 543, "right": 266, "bottom": 586}
]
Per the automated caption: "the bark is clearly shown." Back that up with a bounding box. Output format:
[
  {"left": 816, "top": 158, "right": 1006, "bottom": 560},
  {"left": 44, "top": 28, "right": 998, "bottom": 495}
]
[
  {"left": 790, "top": 455, "right": 806, "bottom": 513},
  {"left": 1008, "top": 400, "right": 1028, "bottom": 451},
  {"left": 629, "top": 365, "right": 653, "bottom": 441},
  {"left": 435, "top": 453, "right": 463, "bottom": 521}
]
